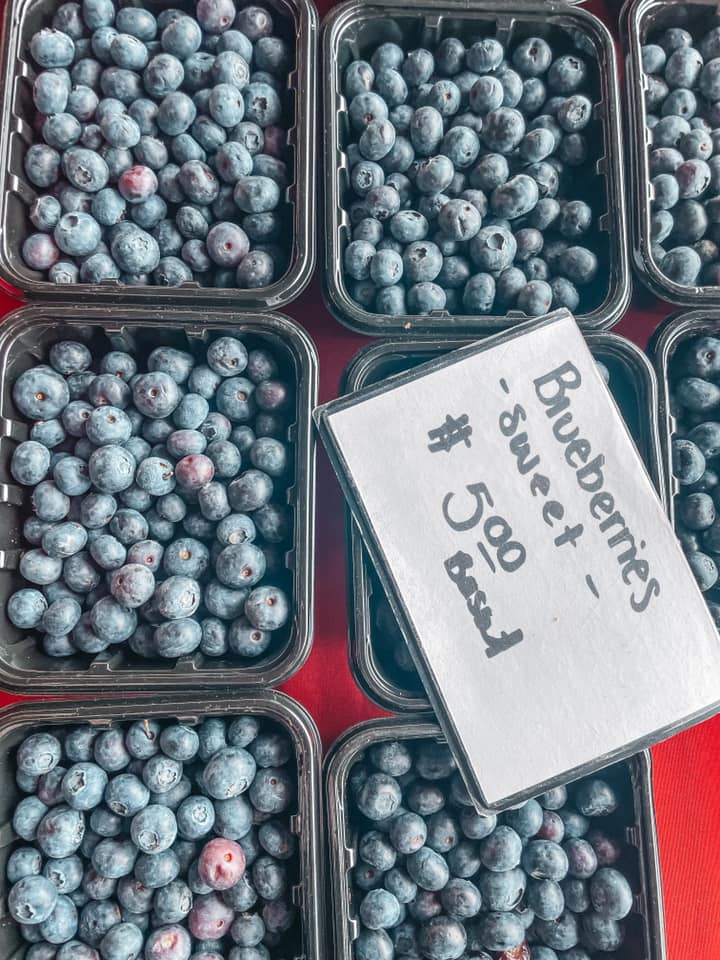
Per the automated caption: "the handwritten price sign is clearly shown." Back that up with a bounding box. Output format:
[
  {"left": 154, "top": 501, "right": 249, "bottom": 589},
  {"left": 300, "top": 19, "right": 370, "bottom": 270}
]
[{"left": 316, "top": 311, "right": 720, "bottom": 809}]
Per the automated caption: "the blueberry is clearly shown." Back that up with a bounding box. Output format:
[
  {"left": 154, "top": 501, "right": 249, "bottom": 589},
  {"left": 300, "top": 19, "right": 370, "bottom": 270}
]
[
  {"left": 467, "top": 225, "right": 516, "bottom": 273},
  {"left": 422, "top": 79, "right": 460, "bottom": 118},
  {"left": 522, "top": 839, "right": 569, "bottom": 880},
  {"left": 205, "top": 222, "right": 250, "bottom": 267},
  {"left": 25, "top": 144, "right": 62, "bottom": 188},
  {"left": 255, "top": 820, "right": 295, "bottom": 865},
  {"left": 58, "top": 762, "right": 107, "bottom": 813},
  {"left": 144, "top": 923, "right": 191, "bottom": 960},
  {"left": 30, "top": 28, "right": 75, "bottom": 69},
  {"left": 200, "top": 617, "right": 227, "bottom": 656},
  {"left": 23, "top": 540, "right": 68, "bottom": 583},
  {"left": 8, "top": 848, "right": 44, "bottom": 883},
  {"left": 642, "top": 42, "right": 667, "bottom": 73},
  {"left": 364, "top": 184, "right": 402, "bottom": 221},
  {"left": 354, "top": 861, "right": 383, "bottom": 893},
  {"left": 416, "top": 916, "right": 467, "bottom": 960},
  {"left": 195, "top": 0, "right": 235, "bottom": 34},
  {"left": 199, "top": 575, "right": 246, "bottom": 619},
  {"left": 500, "top": 798, "right": 541, "bottom": 837},
  {"left": 63, "top": 728, "right": 97, "bottom": 764},
  {"left": 662, "top": 245, "right": 702, "bottom": 284},
  {"left": 680, "top": 491, "right": 717, "bottom": 530},
  {"left": 482, "top": 107, "right": 526, "bottom": 154},
  {"left": 61, "top": 146, "right": 110, "bottom": 193},
  {"left": 558, "top": 877, "right": 590, "bottom": 918},
  {"left": 549, "top": 276, "right": 578, "bottom": 311},
  {"left": 242, "top": 82, "right": 282, "bottom": 128},
  {"left": 187, "top": 892, "right": 234, "bottom": 940},
  {"left": 103, "top": 774, "right": 150, "bottom": 818},
  {"left": 11, "top": 440, "right": 53, "bottom": 486},
  {"left": 580, "top": 911, "right": 624, "bottom": 951},
  {"left": 85, "top": 446, "right": 135, "bottom": 496},
  {"left": 32, "top": 478, "right": 70, "bottom": 523},
  {"left": 98, "top": 921, "right": 144, "bottom": 960},
  {"left": 230, "top": 910, "right": 265, "bottom": 946},
  {"left": 346, "top": 60, "right": 375, "bottom": 99},
  {"left": 558, "top": 245, "right": 598, "bottom": 284},
  {"left": 250, "top": 853, "right": 287, "bottom": 901},
  {"left": 78, "top": 898, "right": 122, "bottom": 947},
  {"left": 571, "top": 778, "right": 616, "bottom": 818},
  {"left": 400, "top": 845, "right": 449, "bottom": 894},
  {"left": 13, "top": 795, "right": 49, "bottom": 841},
  {"left": 213, "top": 791, "right": 253, "bottom": 843},
  {"left": 588, "top": 866, "right": 633, "bottom": 920},
  {"left": 150, "top": 575, "right": 200, "bottom": 621},
  {"left": 355, "top": 929, "right": 394, "bottom": 960},
  {"left": 130, "top": 195, "right": 167, "bottom": 230},
  {"left": 113, "top": 7, "right": 156, "bottom": 41},
  {"left": 585, "top": 828, "right": 622, "bottom": 869},
  {"left": 359, "top": 888, "right": 402, "bottom": 931},
  {"left": 199, "top": 745, "right": 256, "bottom": 802},
  {"left": 344, "top": 240, "right": 379, "bottom": 284},
  {"left": 561, "top": 837, "right": 597, "bottom": 883},
  {"left": 168, "top": 130, "right": 206, "bottom": 168},
  {"left": 557, "top": 94, "right": 593, "bottom": 133},
  {"left": 42, "top": 112, "right": 83, "bottom": 152},
  {"left": 467, "top": 75, "right": 503, "bottom": 116},
  {"left": 15, "top": 367, "right": 72, "bottom": 425},
  {"left": 127, "top": 804, "right": 177, "bottom": 855},
  {"left": 370, "top": 42, "right": 404, "bottom": 74},
  {"left": 672, "top": 437, "right": 705, "bottom": 485},
  {"left": 36, "top": 805, "right": 85, "bottom": 858},
  {"left": 225, "top": 614, "right": 269, "bottom": 656},
  {"left": 23, "top": 230, "right": 63, "bottom": 271},
  {"left": 517, "top": 279, "right": 552, "bottom": 315},
  {"left": 109, "top": 225, "right": 161, "bottom": 274},
  {"left": 33, "top": 69, "right": 71, "bottom": 116},
  {"left": 174, "top": 795, "right": 214, "bottom": 843},
  {"left": 662, "top": 88, "right": 698, "bottom": 119},
  {"left": 29, "top": 196, "right": 63, "bottom": 235},
  {"left": 42, "top": 596, "right": 82, "bottom": 636}
]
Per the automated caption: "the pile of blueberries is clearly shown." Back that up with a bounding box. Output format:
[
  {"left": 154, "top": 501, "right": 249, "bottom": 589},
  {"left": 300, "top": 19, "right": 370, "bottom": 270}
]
[
  {"left": 340, "top": 33, "right": 603, "bottom": 319},
  {"left": 6, "top": 334, "right": 294, "bottom": 662},
  {"left": 6, "top": 716, "right": 299, "bottom": 957},
  {"left": 349, "top": 739, "right": 634, "bottom": 960},
  {"left": 642, "top": 25, "right": 720, "bottom": 287},
  {"left": 669, "top": 333, "right": 720, "bottom": 618},
  {"left": 21, "top": 0, "right": 292, "bottom": 287}
]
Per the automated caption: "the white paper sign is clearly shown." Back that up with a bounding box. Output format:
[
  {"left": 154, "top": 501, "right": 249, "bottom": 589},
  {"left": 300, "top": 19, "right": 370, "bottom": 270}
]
[{"left": 318, "top": 312, "right": 720, "bottom": 808}]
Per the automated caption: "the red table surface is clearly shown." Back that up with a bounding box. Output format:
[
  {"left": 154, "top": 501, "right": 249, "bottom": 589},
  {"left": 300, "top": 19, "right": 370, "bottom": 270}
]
[{"left": 1, "top": 0, "right": 719, "bottom": 955}]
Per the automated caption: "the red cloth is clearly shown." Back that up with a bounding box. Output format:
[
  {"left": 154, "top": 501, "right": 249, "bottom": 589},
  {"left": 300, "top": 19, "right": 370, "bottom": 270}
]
[{"left": 0, "top": 0, "right": 717, "bottom": 955}]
